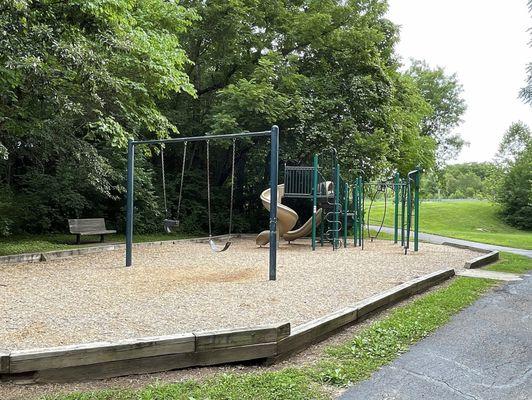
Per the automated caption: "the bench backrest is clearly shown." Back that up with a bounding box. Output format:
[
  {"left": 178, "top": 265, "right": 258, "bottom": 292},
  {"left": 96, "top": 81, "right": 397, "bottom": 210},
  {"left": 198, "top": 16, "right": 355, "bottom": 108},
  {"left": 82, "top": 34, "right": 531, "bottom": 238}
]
[{"left": 68, "top": 218, "right": 107, "bottom": 233}]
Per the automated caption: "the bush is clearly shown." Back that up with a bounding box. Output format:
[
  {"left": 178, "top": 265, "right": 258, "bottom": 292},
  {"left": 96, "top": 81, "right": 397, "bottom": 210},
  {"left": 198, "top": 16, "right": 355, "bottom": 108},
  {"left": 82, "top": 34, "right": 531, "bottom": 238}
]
[{"left": 498, "top": 145, "right": 532, "bottom": 229}]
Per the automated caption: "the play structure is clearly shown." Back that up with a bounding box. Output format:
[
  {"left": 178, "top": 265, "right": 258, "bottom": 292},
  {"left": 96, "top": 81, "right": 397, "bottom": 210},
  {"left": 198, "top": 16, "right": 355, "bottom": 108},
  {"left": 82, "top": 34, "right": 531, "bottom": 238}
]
[
  {"left": 255, "top": 148, "right": 422, "bottom": 254},
  {"left": 126, "top": 127, "right": 422, "bottom": 280}
]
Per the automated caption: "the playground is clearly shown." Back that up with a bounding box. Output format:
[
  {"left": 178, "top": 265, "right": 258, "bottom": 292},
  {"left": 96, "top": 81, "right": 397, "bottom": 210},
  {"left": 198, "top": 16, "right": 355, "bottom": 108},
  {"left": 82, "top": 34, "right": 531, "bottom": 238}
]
[
  {"left": 0, "top": 238, "right": 481, "bottom": 351},
  {"left": 0, "top": 127, "right": 458, "bottom": 353}
]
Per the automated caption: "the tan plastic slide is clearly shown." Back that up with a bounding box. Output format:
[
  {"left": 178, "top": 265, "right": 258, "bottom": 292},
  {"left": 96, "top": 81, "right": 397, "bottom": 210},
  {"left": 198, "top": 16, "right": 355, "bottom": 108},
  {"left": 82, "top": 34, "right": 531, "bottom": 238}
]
[
  {"left": 255, "top": 184, "right": 324, "bottom": 246},
  {"left": 283, "top": 208, "right": 323, "bottom": 242}
]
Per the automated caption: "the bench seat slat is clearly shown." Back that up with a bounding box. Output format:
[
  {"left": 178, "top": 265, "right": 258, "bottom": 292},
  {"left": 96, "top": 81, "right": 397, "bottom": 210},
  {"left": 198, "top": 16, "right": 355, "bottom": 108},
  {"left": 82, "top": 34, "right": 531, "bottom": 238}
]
[
  {"left": 76, "top": 230, "right": 117, "bottom": 235},
  {"left": 68, "top": 219, "right": 115, "bottom": 244}
]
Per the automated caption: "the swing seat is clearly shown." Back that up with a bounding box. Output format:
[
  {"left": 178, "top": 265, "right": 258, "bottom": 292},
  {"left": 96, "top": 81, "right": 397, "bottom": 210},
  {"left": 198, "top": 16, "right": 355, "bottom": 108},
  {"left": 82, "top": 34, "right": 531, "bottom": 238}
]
[
  {"left": 209, "top": 238, "right": 231, "bottom": 253},
  {"left": 163, "top": 218, "right": 179, "bottom": 233}
]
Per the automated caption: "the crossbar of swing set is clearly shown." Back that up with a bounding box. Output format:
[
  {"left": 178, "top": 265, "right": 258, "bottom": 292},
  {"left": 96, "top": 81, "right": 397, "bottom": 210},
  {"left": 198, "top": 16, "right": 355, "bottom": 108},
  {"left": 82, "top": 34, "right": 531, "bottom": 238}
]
[{"left": 125, "top": 127, "right": 280, "bottom": 281}]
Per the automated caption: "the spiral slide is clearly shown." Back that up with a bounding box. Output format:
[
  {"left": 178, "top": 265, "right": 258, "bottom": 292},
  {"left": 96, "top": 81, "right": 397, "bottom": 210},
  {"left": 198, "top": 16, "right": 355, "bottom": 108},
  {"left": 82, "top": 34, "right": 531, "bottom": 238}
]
[{"left": 255, "top": 184, "right": 323, "bottom": 246}]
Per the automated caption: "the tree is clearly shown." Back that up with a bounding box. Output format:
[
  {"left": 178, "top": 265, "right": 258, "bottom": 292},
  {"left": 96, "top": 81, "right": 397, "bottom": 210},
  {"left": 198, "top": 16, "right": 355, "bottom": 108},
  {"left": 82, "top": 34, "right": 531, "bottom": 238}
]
[
  {"left": 520, "top": 1, "right": 532, "bottom": 105},
  {"left": 496, "top": 121, "right": 532, "bottom": 166},
  {"left": 0, "top": 0, "right": 197, "bottom": 233},
  {"left": 407, "top": 60, "right": 467, "bottom": 165},
  {"left": 0, "top": 0, "right": 441, "bottom": 235},
  {"left": 498, "top": 144, "right": 532, "bottom": 229}
]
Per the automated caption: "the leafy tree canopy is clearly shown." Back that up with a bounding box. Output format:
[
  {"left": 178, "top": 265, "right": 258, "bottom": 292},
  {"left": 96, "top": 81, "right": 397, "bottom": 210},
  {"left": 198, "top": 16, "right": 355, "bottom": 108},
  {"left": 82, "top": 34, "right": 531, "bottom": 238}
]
[
  {"left": 496, "top": 121, "right": 531, "bottom": 166},
  {"left": 0, "top": 0, "right": 197, "bottom": 233},
  {"left": 407, "top": 60, "right": 467, "bottom": 165}
]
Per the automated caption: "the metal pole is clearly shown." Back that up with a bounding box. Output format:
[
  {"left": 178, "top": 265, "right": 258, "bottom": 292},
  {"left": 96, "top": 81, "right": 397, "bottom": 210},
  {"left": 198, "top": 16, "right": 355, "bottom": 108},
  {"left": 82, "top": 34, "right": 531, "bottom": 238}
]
[
  {"left": 360, "top": 176, "right": 364, "bottom": 250},
  {"left": 125, "top": 139, "right": 134, "bottom": 267},
  {"left": 269, "top": 126, "right": 279, "bottom": 280},
  {"left": 133, "top": 130, "right": 271, "bottom": 145},
  {"left": 353, "top": 179, "right": 357, "bottom": 247},
  {"left": 311, "top": 154, "right": 318, "bottom": 251},
  {"left": 343, "top": 182, "right": 348, "bottom": 248},
  {"left": 405, "top": 176, "right": 412, "bottom": 254},
  {"left": 320, "top": 214, "right": 325, "bottom": 246},
  {"left": 401, "top": 179, "right": 405, "bottom": 246},
  {"left": 334, "top": 162, "right": 340, "bottom": 250},
  {"left": 394, "top": 172, "right": 399, "bottom": 244},
  {"left": 414, "top": 167, "right": 421, "bottom": 251}
]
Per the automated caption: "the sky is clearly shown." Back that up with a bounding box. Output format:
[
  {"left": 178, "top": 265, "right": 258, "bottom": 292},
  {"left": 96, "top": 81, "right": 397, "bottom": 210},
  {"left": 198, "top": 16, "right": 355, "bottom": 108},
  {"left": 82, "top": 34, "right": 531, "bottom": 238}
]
[{"left": 387, "top": 0, "right": 532, "bottom": 163}]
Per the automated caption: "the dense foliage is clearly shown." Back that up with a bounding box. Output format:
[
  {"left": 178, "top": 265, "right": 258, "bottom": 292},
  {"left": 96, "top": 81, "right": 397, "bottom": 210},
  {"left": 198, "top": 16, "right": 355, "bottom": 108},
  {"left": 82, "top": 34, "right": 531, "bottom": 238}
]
[
  {"left": 421, "top": 162, "right": 501, "bottom": 200},
  {"left": 0, "top": 0, "right": 466, "bottom": 236},
  {"left": 0, "top": 0, "right": 197, "bottom": 234},
  {"left": 496, "top": 123, "right": 532, "bottom": 229}
]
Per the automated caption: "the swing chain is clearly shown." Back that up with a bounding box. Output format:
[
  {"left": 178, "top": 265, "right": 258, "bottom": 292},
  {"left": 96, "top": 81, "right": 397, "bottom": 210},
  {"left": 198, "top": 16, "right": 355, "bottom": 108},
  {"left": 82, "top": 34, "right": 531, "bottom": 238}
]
[
  {"left": 206, "top": 140, "right": 213, "bottom": 238},
  {"left": 160, "top": 145, "right": 168, "bottom": 218},
  {"left": 228, "top": 138, "right": 236, "bottom": 236},
  {"left": 176, "top": 141, "right": 187, "bottom": 220}
]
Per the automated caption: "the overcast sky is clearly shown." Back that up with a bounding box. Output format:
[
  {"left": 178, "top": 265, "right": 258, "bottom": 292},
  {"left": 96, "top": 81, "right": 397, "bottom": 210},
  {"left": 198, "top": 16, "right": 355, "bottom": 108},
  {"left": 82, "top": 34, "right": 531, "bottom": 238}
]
[{"left": 387, "top": 0, "right": 532, "bottom": 163}]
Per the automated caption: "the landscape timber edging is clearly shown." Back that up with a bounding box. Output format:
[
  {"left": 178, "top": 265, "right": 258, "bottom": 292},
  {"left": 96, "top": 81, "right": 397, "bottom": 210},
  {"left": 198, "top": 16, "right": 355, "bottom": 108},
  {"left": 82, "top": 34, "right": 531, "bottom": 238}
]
[
  {"left": 0, "top": 269, "right": 454, "bottom": 383},
  {"left": 441, "top": 241, "right": 492, "bottom": 253},
  {"left": 0, "top": 234, "right": 241, "bottom": 265},
  {"left": 464, "top": 251, "right": 500, "bottom": 269},
  {"left": 274, "top": 268, "right": 455, "bottom": 359},
  {"left": 440, "top": 242, "right": 501, "bottom": 269}
]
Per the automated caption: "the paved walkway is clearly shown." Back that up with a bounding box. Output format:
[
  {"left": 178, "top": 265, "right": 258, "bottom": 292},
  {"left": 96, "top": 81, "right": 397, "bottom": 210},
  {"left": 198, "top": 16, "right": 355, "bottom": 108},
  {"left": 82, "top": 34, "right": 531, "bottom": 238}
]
[
  {"left": 371, "top": 226, "right": 532, "bottom": 258},
  {"left": 456, "top": 269, "right": 522, "bottom": 281},
  {"left": 339, "top": 274, "right": 532, "bottom": 400}
]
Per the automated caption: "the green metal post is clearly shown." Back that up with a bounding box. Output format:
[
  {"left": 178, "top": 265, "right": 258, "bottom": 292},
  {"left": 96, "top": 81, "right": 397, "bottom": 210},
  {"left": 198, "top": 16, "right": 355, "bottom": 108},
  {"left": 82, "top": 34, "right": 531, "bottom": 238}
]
[
  {"left": 359, "top": 176, "right": 364, "bottom": 248},
  {"left": 269, "top": 126, "right": 279, "bottom": 280},
  {"left": 414, "top": 167, "right": 421, "bottom": 251},
  {"left": 334, "top": 162, "right": 340, "bottom": 249},
  {"left": 126, "top": 139, "right": 135, "bottom": 267},
  {"left": 352, "top": 179, "right": 358, "bottom": 247},
  {"left": 343, "top": 182, "right": 348, "bottom": 248},
  {"left": 393, "top": 172, "right": 399, "bottom": 244},
  {"left": 400, "top": 179, "right": 405, "bottom": 246},
  {"left": 405, "top": 176, "right": 412, "bottom": 254},
  {"left": 311, "top": 154, "right": 318, "bottom": 251},
  {"left": 320, "top": 216, "right": 325, "bottom": 246}
]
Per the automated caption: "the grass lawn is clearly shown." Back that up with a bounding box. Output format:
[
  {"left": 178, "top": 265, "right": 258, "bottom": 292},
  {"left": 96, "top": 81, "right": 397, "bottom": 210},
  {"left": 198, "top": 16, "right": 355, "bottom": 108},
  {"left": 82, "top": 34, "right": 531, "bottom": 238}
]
[
  {"left": 43, "top": 275, "right": 499, "bottom": 400},
  {"left": 0, "top": 232, "right": 192, "bottom": 257},
  {"left": 485, "top": 252, "right": 532, "bottom": 274},
  {"left": 368, "top": 200, "right": 532, "bottom": 249}
]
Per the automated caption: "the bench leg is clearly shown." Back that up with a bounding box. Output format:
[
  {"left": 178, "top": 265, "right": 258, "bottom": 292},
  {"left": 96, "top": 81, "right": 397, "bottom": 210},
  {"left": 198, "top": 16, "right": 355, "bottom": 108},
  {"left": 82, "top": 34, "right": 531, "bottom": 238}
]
[
  {"left": 76, "top": 234, "right": 80, "bottom": 245},
  {"left": 100, "top": 234, "right": 105, "bottom": 243}
]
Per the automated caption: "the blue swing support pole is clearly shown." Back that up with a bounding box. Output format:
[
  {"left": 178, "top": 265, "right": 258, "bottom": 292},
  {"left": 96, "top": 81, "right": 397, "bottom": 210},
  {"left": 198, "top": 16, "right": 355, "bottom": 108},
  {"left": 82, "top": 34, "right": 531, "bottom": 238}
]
[{"left": 125, "top": 127, "right": 279, "bottom": 280}]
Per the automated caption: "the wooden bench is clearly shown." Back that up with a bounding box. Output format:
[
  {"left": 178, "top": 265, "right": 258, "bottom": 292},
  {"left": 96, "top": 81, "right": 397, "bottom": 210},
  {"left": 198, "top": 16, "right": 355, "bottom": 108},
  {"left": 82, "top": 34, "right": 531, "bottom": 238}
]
[{"left": 68, "top": 218, "right": 116, "bottom": 244}]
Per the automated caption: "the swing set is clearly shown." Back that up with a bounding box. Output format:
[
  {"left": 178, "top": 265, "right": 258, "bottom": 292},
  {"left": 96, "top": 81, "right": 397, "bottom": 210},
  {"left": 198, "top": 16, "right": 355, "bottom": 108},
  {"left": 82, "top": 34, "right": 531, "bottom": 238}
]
[
  {"left": 159, "top": 139, "right": 236, "bottom": 252},
  {"left": 125, "top": 126, "right": 281, "bottom": 281}
]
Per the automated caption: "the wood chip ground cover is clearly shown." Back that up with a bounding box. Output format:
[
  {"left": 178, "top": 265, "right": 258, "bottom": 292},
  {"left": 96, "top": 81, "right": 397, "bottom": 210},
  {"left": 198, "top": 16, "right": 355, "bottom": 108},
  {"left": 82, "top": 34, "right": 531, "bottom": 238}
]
[{"left": 0, "top": 239, "right": 479, "bottom": 350}]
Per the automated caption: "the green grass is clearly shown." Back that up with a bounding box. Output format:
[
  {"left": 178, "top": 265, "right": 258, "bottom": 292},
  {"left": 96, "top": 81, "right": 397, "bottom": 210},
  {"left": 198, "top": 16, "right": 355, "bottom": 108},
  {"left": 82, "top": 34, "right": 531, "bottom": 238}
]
[
  {"left": 44, "top": 276, "right": 496, "bottom": 400},
  {"left": 368, "top": 200, "right": 532, "bottom": 249},
  {"left": 45, "top": 370, "right": 327, "bottom": 400},
  {"left": 485, "top": 252, "right": 532, "bottom": 274},
  {"left": 0, "top": 232, "right": 192, "bottom": 256}
]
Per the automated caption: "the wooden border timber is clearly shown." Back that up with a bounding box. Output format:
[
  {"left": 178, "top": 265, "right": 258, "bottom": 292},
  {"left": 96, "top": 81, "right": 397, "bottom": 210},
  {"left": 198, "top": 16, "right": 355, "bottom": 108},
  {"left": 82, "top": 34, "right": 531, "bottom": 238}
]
[
  {"left": 3, "top": 324, "right": 289, "bottom": 383},
  {"left": 275, "top": 268, "right": 455, "bottom": 359},
  {"left": 441, "top": 242, "right": 501, "bottom": 269},
  {"left": 464, "top": 251, "right": 500, "bottom": 269},
  {"left": 0, "top": 234, "right": 243, "bottom": 265},
  {"left": 0, "top": 270, "right": 454, "bottom": 383},
  {"left": 0, "top": 351, "right": 9, "bottom": 373},
  {"left": 441, "top": 241, "right": 491, "bottom": 253}
]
